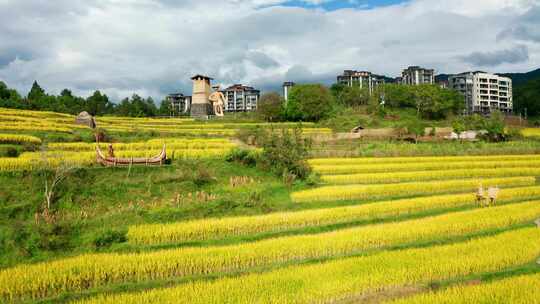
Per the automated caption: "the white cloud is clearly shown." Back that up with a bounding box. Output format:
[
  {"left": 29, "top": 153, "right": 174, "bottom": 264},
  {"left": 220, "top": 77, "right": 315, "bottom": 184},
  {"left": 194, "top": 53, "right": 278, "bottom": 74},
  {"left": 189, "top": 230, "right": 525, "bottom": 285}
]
[{"left": 0, "top": 0, "right": 538, "bottom": 101}]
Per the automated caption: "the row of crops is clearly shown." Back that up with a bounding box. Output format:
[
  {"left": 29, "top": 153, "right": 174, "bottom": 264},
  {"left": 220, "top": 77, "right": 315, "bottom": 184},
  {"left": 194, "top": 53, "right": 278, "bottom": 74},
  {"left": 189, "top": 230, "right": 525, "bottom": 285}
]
[
  {"left": 0, "top": 107, "right": 330, "bottom": 171},
  {"left": 0, "top": 107, "right": 331, "bottom": 135},
  {"left": 74, "top": 228, "right": 540, "bottom": 304},
  {"left": 1, "top": 153, "right": 540, "bottom": 302},
  {"left": 2, "top": 199, "right": 540, "bottom": 301},
  {"left": 2, "top": 226, "right": 538, "bottom": 303},
  {"left": 0, "top": 138, "right": 239, "bottom": 171}
]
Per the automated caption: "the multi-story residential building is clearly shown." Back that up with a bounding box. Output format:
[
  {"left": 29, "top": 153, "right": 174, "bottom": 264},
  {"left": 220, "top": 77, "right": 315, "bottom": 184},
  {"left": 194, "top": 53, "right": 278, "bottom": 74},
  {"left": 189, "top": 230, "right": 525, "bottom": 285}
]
[
  {"left": 337, "top": 70, "right": 384, "bottom": 94},
  {"left": 449, "top": 71, "right": 513, "bottom": 114},
  {"left": 401, "top": 66, "right": 435, "bottom": 85},
  {"left": 283, "top": 82, "right": 295, "bottom": 102},
  {"left": 221, "top": 84, "right": 260, "bottom": 112},
  {"left": 165, "top": 93, "right": 191, "bottom": 116}
]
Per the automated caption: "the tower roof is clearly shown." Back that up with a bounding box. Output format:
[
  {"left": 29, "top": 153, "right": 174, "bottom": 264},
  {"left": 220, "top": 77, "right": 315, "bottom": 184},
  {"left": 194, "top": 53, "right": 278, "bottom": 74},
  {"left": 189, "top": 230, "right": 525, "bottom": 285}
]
[{"left": 191, "top": 75, "right": 214, "bottom": 81}]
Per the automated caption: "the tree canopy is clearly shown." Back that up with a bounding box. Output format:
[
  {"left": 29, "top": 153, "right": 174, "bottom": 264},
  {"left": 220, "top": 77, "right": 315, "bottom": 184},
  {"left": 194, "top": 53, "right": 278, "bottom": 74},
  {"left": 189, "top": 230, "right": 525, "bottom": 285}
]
[
  {"left": 0, "top": 81, "right": 163, "bottom": 117},
  {"left": 514, "top": 78, "right": 540, "bottom": 118},
  {"left": 383, "top": 84, "right": 463, "bottom": 119},
  {"left": 257, "top": 92, "right": 284, "bottom": 122},
  {"left": 284, "top": 84, "right": 335, "bottom": 122}
]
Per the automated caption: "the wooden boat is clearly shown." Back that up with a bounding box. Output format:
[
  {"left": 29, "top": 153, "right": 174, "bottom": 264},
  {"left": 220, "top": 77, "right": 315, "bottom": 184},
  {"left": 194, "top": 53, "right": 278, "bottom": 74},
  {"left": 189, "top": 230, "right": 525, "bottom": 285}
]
[{"left": 96, "top": 144, "right": 167, "bottom": 167}]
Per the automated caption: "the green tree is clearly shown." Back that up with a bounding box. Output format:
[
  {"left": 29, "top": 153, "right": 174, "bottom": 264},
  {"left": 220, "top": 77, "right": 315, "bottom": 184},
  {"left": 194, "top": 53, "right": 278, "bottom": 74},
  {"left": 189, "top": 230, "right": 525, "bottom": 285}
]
[
  {"left": 86, "top": 91, "right": 112, "bottom": 116},
  {"left": 159, "top": 99, "right": 172, "bottom": 116},
  {"left": 0, "top": 81, "right": 23, "bottom": 109},
  {"left": 145, "top": 97, "right": 158, "bottom": 117},
  {"left": 412, "top": 84, "right": 463, "bottom": 119},
  {"left": 382, "top": 84, "right": 415, "bottom": 108},
  {"left": 482, "top": 111, "right": 506, "bottom": 142},
  {"left": 284, "top": 84, "right": 334, "bottom": 122},
  {"left": 27, "top": 81, "right": 45, "bottom": 102},
  {"left": 341, "top": 86, "right": 370, "bottom": 107},
  {"left": 404, "top": 117, "right": 426, "bottom": 144},
  {"left": 257, "top": 92, "right": 284, "bottom": 122},
  {"left": 330, "top": 83, "right": 346, "bottom": 101},
  {"left": 452, "top": 118, "right": 466, "bottom": 140},
  {"left": 514, "top": 78, "right": 540, "bottom": 117}
]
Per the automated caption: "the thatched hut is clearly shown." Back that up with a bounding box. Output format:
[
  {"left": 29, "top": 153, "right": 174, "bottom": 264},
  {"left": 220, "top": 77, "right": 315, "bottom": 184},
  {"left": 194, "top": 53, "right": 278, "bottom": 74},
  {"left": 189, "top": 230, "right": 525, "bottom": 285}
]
[{"left": 75, "top": 111, "right": 96, "bottom": 129}]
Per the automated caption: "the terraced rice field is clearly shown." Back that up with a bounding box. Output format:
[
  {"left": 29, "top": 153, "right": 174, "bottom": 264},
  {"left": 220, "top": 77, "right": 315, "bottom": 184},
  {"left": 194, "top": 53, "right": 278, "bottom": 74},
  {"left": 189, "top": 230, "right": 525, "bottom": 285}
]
[
  {"left": 0, "top": 138, "right": 239, "bottom": 171},
  {"left": 0, "top": 107, "right": 328, "bottom": 171},
  {"left": 1, "top": 151, "right": 540, "bottom": 303}
]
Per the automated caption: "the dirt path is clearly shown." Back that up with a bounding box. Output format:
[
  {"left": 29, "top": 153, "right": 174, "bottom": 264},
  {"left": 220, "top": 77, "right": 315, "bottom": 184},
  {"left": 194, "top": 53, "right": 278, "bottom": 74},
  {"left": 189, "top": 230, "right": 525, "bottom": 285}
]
[{"left": 331, "top": 286, "right": 424, "bottom": 304}]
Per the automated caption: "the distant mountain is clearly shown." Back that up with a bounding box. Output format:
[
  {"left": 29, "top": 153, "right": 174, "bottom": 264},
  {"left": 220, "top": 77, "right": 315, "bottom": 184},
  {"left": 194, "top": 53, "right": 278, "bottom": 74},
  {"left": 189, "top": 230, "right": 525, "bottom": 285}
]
[
  {"left": 434, "top": 68, "right": 540, "bottom": 86},
  {"left": 435, "top": 74, "right": 451, "bottom": 83},
  {"left": 499, "top": 68, "right": 540, "bottom": 86},
  {"left": 375, "top": 74, "right": 398, "bottom": 83}
]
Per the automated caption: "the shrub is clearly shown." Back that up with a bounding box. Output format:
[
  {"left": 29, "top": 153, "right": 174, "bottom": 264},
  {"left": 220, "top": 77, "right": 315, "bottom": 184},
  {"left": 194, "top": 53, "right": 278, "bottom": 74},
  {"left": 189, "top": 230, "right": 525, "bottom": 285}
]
[
  {"left": 257, "top": 126, "right": 312, "bottom": 179},
  {"left": 93, "top": 230, "right": 127, "bottom": 249},
  {"left": 225, "top": 148, "right": 259, "bottom": 167},
  {"left": 6, "top": 147, "right": 19, "bottom": 157}
]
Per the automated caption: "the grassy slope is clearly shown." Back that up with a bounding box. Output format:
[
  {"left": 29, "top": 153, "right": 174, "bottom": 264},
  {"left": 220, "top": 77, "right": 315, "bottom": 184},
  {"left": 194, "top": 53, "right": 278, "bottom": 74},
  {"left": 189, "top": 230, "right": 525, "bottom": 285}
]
[
  {"left": 0, "top": 158, "right": 296, "bottom": 268},
  {"left": 2, "top": 111, "right": 540, "bottom": 303}
]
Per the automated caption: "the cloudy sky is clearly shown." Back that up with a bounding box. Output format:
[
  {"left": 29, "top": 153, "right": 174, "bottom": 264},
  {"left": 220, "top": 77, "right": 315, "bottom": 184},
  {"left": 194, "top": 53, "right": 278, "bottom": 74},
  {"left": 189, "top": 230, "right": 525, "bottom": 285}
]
[{"left": 0, "top": 0, "right": 539, "bottom": 102}]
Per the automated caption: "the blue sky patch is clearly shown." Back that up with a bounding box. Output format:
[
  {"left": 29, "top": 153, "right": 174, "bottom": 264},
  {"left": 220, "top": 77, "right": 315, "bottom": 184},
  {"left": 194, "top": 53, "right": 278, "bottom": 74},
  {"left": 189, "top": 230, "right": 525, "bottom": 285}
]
[{"left": 281, "top": 0, "right": 407, "bottom": 11}]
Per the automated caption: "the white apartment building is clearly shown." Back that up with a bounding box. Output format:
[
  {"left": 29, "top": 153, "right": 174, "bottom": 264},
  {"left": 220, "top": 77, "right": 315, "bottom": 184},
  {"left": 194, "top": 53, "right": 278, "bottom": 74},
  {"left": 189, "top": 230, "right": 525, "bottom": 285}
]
[
  {"left": 337, "top": 70, "right": 384, "bottom": 94},
  {"left": 449, "top": 71, "right": 512, "bottom": 114},
  {"left": 165, "top": 93, "right": 191, "bottom": 115},
  {"left": 401, "top": 66, "right": 435, "bottom": 85},
  {"left": 221, "top": 84, "right": 260, "bottom": 112}
]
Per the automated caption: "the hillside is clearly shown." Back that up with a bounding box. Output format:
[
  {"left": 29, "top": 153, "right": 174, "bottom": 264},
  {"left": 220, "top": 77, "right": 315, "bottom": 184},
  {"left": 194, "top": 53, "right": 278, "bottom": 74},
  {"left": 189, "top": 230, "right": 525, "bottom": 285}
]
[
  {"left": 500, "top": 68, "right": 540, "bottom": 86},
  {"left": 514, "top": 77, "right": 540, "bottom": 117},
  {"left": 1, "top": 108, "right": 540, "bottom": 303},
  {"left": 436, "top": 68, "right": 540, "bottom": 86}
]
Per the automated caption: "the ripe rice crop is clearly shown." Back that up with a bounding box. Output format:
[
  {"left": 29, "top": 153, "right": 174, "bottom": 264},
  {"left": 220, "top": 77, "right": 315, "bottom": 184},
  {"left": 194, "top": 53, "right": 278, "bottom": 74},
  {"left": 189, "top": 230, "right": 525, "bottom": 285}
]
[
  {"left": 0, "top": 146, "right": 234, "bottom": 171},
  {"left": 0, "top": 107, "right": 73, "bottom": 119},
  {"left": 308, "top": 154, "right": 540, "bottom": 166},
  {"left": 73, "top": 228, "right": 540, "bottom": 304},
  {"left": 313, "top": 159, "right": 540, "bottom": 175},
  {"left": 107, "top": 127, "right": 236, "bottom": 136},
  {"left": 0, "top": 155, "right": 97, "bottom": 171},
  {"left": 0, "top": 124, "right": 73, "bottom": 133},
  {"left": 321, "top": 167, "right": 540, "bottom": 184},
  {"left": 291, "top": 177, "right": 536, "bottom": 203},
  {"left": 389, "top": 273, "right": 540, "bottom": 304},
  {"left": 521, "top": 128, "right": 540, "bottom": 138},
  {"left": 0, "top": 114, "right": 73, "bottom": 125},
  {"left": 127, "top": 186, "right": 540, "bottom": 245},
  {"left": 2, "top": 202, "right": 539, "bottom": 302},
  {"left": 47, "top": 139, "right": 236, "bottom": 152},
  {"left": 96, "top": 117, "right": 195, "bottom": 123},
  {"left": 0, "top": 134, "right": 41, "bottom": 145}
]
